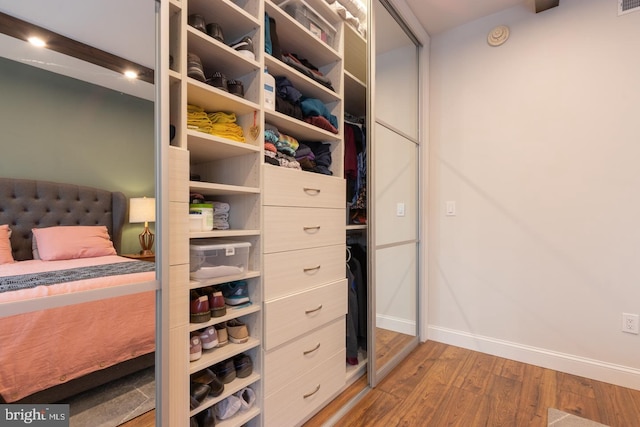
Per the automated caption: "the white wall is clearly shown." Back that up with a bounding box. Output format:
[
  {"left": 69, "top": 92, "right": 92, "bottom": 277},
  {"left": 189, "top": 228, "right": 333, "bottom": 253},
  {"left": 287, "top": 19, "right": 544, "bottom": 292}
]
[{"left": 428, "top": 0, "right": 640, "bottom": 389}]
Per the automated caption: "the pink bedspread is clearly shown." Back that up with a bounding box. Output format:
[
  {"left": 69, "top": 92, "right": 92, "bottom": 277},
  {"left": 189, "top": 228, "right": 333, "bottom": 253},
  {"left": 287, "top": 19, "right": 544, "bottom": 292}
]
[{"left": 0, "top": 256, "right": 156, "bottom": 402}]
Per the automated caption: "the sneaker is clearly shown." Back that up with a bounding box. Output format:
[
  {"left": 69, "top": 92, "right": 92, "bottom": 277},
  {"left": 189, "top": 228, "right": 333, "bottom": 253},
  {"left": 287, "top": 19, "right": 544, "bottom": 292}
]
[
  {"left": 199, "top": 326, "right": 219, "bottom": 350},
  {"left": 230, "top": 36, "right": 255, "bottom": 61},
  {"left": 219, "top": 281, "right": 250, "bottom": 306},
  {"left": 235, "top": 387, "right": 256, "bottom": 411},
  {"left": 190, "top": 290, "right": 211, "bottom": 323},
  {"left": 214, "top": 322, "right": 228, "bottom": 346},
  {"left": 209, "top": 291, "right": 226, "bottom": 318},
  {"left": 214, "top": 394, "right": 242, "bottom": 420},
  {"left": 190, "top": 334, "right": 202, "bottom": 361},
  {"left": 187, "top": 53, "right": 206, "bottom": 82},
  {"left": 233, "top": 353, "right": 253, "bottom": 378},
  {"left": 212, "top": 359, "right": 236, "bottom": 384},
  {"left": 227, "top": 318, "right": 249, "bottom": 344}
]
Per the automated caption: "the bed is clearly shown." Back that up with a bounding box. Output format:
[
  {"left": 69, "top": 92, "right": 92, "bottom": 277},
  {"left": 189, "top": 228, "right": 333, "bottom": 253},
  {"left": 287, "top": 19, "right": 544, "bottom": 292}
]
[{"left": 0, "top": 177, "right": 156, "bottom": 404}]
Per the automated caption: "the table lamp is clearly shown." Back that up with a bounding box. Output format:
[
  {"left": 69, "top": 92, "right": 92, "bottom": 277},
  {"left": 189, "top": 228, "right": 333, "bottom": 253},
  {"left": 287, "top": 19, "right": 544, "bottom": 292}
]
[{"left": 129, "top": 197, "right": 156, "bottom": 256}]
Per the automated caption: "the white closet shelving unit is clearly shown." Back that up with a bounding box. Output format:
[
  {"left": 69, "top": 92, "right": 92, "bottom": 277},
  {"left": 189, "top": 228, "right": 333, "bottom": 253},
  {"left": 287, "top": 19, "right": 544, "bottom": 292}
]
[{"left": 168, "top": 0, "right": 264, "bottom": 426}]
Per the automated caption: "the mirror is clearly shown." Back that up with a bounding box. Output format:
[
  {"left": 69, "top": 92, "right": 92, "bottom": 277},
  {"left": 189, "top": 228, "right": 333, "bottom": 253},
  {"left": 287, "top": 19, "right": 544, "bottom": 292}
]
[
  {"left": 369, "top": 0, "right": 421, "bottom": 384},
  {"left": 0, "top": 2, "right": 158, "bottom": 423}
]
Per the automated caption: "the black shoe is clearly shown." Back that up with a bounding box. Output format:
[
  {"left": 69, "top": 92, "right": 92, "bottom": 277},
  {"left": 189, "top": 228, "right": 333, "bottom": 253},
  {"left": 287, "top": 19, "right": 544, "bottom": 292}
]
[
  {"left": 230, "top": 36, "right": 255, "bottom": 60},
  {"left": 206, "top": 22, "right": 225, "bottom": 43},
  {"left": 196, "top": 407, "right": 215, "bottom": 427},
  {"left": 212, "top": 359, "right": 236, "bottom": 384},
  {"left": 191, "top": 368, "right": 216, "bottom": 385},
  {"left": 190, "top": 382, "right": 211, "bottom": 405},
  {"left": 206, "top": 72, "right": 228, "bottom": 92},
  {"left": 233, "top": 353, "right": 253, "bottom": 378},
  {"left": 188, "top": 14, "right": 206, "bottom": 33},
  {"left": 227, "top": 80, "right": 244, "bottom": 98}
]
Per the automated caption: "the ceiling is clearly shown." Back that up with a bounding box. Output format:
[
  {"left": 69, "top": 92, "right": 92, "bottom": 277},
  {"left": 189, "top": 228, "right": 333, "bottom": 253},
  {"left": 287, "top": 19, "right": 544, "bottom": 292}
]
[{"left": 404, "top": 0, "right": 526, "bottom": 35}]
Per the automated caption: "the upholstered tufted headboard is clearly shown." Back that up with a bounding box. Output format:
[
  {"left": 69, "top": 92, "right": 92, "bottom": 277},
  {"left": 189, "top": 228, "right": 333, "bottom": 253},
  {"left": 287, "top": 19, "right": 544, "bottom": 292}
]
[{"left": 0, "top": 178, "right": 127, "bottom": 261}]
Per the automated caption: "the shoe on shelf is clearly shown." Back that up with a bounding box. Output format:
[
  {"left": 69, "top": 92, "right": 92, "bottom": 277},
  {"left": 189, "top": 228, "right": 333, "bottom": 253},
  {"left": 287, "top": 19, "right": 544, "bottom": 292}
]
[
  {"left": 190, "top": 334, "right": 202, "bottom": 362},
  {"left": 190, "top": 290, "right": 211, "bottom": 323},
  {"left": 229, "top": 36, "right": 255, "bottom": 61},
  {"left": 233, "top": 353, "right": 253, "bottom": 378},
  {"left": 206, "top": 71, "right": 228, "bottom": 92},
  {"left": 187, "top": 14, "right": 207, "bottom": 33},
  {"left": 191, "top": 368, "right": 225, "bottom": 398},
  {"left": 235, "top": 387, "right": 256, "bottom": 411},
  {"left": 227, "top": 80, "right": 244, "bottom": 98},
  {"left": 214, "top": 394, "right": 242, "bottom": 420},
  {"left": 219, "top": 281, "right": 250, "bottom": 306},
  {"left": 195, "top": 407, "right": 215, "bottom": 427},
  {"left": 227, "top": 318, "right": 249, "bottom": 344},
  {"left": 212, "top": 359, "right": 236, "bottom": 384},
  {"left": 209, "top": 291, "right": 226, "bottom": 318},
  {"left": 187, "top": 53, "right": 206, "bottom": 82},
  {"left": 190, "top": 382, "right": 211, "bottom": 405},
  {"left": 214, "top": 322, "right": 228, "bottom": 347},
  {"left": 190, "top": 416, "right": 198, "bottom": 427},
  {"left": 199, "top": 326, "right": 219, "bottom": 350},
  {"left": 206, "top": 22, "right": 225, "bottom": 43}
]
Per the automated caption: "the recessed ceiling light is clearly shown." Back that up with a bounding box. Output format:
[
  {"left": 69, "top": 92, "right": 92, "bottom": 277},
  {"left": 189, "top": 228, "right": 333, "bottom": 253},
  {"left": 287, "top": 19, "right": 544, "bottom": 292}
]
[
  {"left": 27, "top": 36, "right": 46, "bottom": 47},
  {"left": 124, "top": 70, "right": 138, "bottom": 79}
]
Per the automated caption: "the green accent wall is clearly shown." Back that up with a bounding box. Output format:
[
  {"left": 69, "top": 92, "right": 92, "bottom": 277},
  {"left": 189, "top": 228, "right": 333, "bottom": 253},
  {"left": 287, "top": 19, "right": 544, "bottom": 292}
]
[{"left": 0, "top": 57, "right": 155, "bottom": 255}]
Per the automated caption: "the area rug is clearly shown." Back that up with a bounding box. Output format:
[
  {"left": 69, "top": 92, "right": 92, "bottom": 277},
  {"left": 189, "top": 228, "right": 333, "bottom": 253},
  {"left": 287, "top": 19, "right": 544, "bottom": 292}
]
[
  {"left": 548, "top": 408, "right": 609, "bottom": 427},
  {"left": 67, "top": 366, "right": 155, "bottom": 427}
]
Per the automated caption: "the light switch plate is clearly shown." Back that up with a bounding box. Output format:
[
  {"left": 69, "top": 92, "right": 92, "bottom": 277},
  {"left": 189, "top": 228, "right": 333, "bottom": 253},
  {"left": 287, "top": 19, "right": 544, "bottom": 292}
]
[
  {"left": 396, "top": 202, "right": 405, "bottom": 217},
  {"left": 446, "top": 201, "right": 456, "bottom": 216}
]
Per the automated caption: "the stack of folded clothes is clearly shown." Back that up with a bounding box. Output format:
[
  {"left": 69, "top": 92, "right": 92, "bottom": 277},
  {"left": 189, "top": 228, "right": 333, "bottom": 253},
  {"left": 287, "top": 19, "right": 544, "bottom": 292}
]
[
  {"left": 212, "top": 201, "right": 230, "bottom": 230},
  {"left": 273, "top": 77, "right": 339, "bottom": 134},
  {"left": 208, "top": 111, "right": 245, "bottom": 142},
  {"left": 264, "top": 124, "right": 302, "bottom": 170},
  {"left": 187, "top": 104, "right": 213, "bottom": 133}
]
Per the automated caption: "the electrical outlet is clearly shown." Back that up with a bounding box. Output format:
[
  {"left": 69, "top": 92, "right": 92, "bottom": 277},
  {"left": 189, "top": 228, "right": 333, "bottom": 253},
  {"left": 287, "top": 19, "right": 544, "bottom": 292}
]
[{"left": 622, "top": 313, "right": 639, "bottom": 334}]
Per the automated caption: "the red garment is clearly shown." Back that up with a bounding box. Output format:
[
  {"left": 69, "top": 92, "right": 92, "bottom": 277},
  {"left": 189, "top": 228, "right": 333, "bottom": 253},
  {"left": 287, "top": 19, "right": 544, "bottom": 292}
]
[
  {"left": 264, "top": 142, "right": 277, "bottom": 152},
  {"left": 304, "top": 116, "right": 338, "bottom": 134},
  {"left": 344, "top": 125, "right": 357, "bottom": 179}
]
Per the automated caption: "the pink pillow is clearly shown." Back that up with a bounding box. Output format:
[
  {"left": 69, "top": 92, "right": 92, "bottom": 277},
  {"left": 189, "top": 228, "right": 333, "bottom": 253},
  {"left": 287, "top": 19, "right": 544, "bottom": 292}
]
[
  {"left": 31, "top": 226, "right": 117, "bottom": 261},
  {"left": 0, "top": 224, "right": 14, "bottom": 264}
]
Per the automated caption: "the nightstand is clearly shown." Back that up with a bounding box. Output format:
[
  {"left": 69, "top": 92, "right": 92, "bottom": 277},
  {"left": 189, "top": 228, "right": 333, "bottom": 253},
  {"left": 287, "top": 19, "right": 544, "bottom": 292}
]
[{"left": 121, "top": 253, "right": 155, "bottom": 262}]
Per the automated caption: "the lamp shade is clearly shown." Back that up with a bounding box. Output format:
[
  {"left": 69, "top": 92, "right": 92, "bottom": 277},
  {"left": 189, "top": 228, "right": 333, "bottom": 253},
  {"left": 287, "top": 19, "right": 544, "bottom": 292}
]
[{"left": 129, "top": 197, "right": 156, "bottom": 223}]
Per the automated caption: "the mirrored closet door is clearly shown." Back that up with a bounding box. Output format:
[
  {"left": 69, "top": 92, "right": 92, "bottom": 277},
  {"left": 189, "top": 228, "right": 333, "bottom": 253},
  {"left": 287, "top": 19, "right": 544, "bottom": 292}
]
[
  {"left": 0, "top": 1, "right": 159, "bottom": 419},
  {"left": 368, "top": 0, "right": 422, "bottom": 385}
]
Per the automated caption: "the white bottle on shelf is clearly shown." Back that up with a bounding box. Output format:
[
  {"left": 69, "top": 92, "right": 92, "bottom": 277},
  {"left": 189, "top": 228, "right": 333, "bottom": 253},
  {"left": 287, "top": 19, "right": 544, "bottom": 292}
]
[{"left": 264, "top": 67, "right": 276, "bottom": 111}]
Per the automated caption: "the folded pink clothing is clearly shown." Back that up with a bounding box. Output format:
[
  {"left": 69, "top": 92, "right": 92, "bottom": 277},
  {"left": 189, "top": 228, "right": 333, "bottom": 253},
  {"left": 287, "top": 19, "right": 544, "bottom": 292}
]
[{"left": 304, "top": 116, "right": 338, "bottom": 134}]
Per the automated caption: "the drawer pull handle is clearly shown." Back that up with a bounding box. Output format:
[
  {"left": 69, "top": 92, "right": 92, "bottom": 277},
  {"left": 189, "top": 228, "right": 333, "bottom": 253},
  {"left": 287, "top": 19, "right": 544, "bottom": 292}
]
[
  {"left": 303, "top": 384, "right": 321, "bottom": 399},
  {"left": 303, "top": 265, "right": 321, "bottom": 273},
  {"left": 303, "top": 225, "right": 321, "bottom": 232},
  {"left": 303, "top": 343, "right": 321, "bottom": 355},
  {"left": 305, "top": 304, "right": 323, "bottom": 314},
  {"left": 303, "top": 187, "right": 321, "bottom": 195}
]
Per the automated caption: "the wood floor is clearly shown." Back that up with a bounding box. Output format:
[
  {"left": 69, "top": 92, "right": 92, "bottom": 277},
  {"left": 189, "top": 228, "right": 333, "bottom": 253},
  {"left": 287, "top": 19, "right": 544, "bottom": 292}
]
[
  {"left": 309, "top": 340, "right": 640, "bottom": 427},
  {"left": 123, "top": 340, "right": 640, "bottom": 427}
]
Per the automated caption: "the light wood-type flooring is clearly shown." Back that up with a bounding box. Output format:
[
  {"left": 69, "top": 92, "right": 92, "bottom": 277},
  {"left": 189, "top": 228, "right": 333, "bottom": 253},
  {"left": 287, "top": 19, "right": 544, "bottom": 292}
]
[{"left": 123, "top": 340, "right": 640, "bottom": 427}]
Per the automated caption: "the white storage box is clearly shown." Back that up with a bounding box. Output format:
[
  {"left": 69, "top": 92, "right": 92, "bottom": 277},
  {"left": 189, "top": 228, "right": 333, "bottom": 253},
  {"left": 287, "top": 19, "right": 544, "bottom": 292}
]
[{"left": 190, "top": 239, "right": 251, "bottom": 280}]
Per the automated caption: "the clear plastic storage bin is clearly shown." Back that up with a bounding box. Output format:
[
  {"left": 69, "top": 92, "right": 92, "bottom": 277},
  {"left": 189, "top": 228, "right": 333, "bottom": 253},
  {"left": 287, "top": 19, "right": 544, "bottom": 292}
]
[
  {"left": 281, "top": 0, "right": 337, "bottom": 49},
  {"left": 190, "top": 239, "right": 251, "bottom": 280}
]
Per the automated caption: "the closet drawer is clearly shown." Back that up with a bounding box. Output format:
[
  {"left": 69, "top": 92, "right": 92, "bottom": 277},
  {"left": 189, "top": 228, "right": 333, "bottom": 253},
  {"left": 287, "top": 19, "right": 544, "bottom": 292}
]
[
  {"left": 263, "top": 206, "right": 345, "bottom": 253},
  {"left": 264, "top": 349, "right": 346, "bottom": 427},
  {"left": 264, "top": 279, "right": 347, "bottom": 350},
  {"left": 264, "top": 244, "right": 346, "bottom": 300},
  {"left": 264, "top": 317, "right": 345, "bottom": 396},
  {"left": 264, "top": 166, "right": 345, "bottom": 208}
]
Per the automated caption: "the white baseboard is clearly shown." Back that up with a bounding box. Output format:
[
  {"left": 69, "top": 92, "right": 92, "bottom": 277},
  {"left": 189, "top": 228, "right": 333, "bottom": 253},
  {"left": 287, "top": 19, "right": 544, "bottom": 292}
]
[
  {"left": 427, "top": 325, "right": 640, "bottom": 391},
  {"left": 376, "top": 314, "right": 416, "bottom": 335}
]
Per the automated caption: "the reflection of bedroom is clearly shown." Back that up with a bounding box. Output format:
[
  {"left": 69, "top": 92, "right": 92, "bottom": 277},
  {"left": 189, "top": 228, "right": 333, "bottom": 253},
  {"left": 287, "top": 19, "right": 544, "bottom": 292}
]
[
  {"left": 0, "top": 29, "right": 156, "bottom": 408},
  {"left": 0, "top": 56, "right": 155, "bottom": 255}
]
